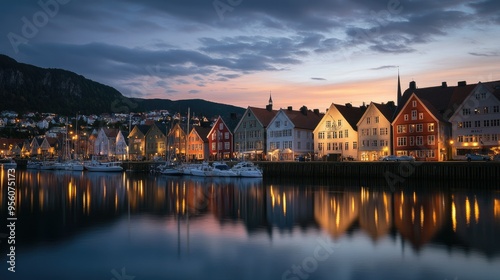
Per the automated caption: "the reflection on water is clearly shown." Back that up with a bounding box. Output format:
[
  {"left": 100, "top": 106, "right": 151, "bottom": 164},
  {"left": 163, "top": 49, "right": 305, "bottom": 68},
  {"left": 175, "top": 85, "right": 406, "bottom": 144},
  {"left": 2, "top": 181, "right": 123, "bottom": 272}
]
[{"left": 1, "top": 169, "right": 500, "bottom": 279}]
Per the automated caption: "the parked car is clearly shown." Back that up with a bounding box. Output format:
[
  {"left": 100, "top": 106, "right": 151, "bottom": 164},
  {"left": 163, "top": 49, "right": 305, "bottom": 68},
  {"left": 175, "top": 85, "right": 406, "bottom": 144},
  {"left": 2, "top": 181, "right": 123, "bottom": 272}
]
[
  {"left": 465, "top": 153, "right": 491, "bottom": 161},
  {"left": 380, "top": 155, "right": 415, "bottom": 161}
]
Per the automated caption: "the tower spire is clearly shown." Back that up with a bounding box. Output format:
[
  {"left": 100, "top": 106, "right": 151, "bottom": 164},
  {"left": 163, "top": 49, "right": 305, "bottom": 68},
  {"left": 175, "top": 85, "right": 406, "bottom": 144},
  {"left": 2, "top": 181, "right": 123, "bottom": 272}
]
[
  {"left": 397, "top": 67, "right": 402, "bottom": 106},
  {"left": 266, "top": 91, "right": 273, "bottom": 111}
]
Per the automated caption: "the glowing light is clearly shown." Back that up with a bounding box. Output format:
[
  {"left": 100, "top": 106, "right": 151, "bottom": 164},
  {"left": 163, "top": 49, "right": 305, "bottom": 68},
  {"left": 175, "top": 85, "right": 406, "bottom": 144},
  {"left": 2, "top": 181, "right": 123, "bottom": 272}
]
[
  {"left": 474, "top": 197, "right": 480, "bottom": 224},
  {"left": 452, "top": 201, "right": 457, "bottom": 232}
]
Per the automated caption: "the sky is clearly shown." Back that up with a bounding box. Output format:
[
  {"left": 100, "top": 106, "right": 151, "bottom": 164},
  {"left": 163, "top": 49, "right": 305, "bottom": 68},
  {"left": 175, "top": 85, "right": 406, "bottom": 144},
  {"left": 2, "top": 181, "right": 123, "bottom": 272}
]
[{"left": 1, "top": 0, "right": 500, "bottom": 112}]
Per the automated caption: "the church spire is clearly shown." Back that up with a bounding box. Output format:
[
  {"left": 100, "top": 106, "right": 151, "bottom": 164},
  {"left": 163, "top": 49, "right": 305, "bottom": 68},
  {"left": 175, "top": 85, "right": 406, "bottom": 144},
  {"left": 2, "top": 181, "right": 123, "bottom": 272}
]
[
  {"left": 397, "top": 68, "right": 402, "bottom": 106},
  {"left": 266, "top": 91, "right": 273, "bottom": 111}
]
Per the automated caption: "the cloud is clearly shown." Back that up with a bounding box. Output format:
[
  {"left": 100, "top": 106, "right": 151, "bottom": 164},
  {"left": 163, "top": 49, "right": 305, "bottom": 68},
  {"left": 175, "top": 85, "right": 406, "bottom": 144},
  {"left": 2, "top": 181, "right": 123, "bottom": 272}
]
[
  {"left": 188, "top": 90, "right": 200, "bottom": 94},
  {"left": 311, "top": 77, "right": 327, "bottom": 81},
  {"left": 370, "top": 65, "right": 398, "bottom": 70},
  {"left": 469, "top": 51, "right": 500, "bottom": 57}
]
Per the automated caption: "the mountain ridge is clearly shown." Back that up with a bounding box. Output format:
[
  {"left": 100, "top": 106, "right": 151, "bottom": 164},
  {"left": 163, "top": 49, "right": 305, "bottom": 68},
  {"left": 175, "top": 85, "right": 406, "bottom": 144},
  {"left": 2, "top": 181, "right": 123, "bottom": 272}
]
[{"left": 0, "top": 54, "right": 245, "bottom": 119}]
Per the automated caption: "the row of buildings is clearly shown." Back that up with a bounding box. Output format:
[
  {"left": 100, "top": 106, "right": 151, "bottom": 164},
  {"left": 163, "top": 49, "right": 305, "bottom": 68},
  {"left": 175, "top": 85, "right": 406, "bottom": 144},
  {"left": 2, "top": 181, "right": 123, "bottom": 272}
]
[{"left": 1, "top": 78, "right": 499, "bottom": 161}]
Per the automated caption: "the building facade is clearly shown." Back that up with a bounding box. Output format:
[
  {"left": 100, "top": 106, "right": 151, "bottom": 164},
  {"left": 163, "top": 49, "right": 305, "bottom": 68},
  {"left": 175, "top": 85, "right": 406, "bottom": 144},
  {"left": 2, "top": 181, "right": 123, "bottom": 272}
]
[
  {"left": 187, "top": 126, "right": 210, "bottom": 161},
  {"left": 357, "top": 102, "right": 396, "bottom": 161},
  {"left": 267, "top": 107, "right": 322, "bottom": 161},
  {"left": 128, "top": 125, "right": 150, "bottom": 160},
  {"left": 207, "top": 116, "right": 233, "bottom": 160},
  {"left": 314, "top": 103, "right": 365, "bottom": 161},
  {"left": 449, "top": 81, "right": 500, "bottom": 159}
]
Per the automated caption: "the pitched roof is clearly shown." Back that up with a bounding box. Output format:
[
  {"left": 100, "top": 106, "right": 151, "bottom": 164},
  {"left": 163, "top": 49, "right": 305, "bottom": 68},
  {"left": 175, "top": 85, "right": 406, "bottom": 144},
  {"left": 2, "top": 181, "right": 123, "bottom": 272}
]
[
  {"left": 135, "top": 125, "right": 151, "bottom": 135},
  {"left": 334, "top": 104, "right": 366, "bottom": 130},
  {"left": 192, "top": 126, "right": 211, "bottom": 141},
  {"left": 396, "top": 82, "right": 475, "bottom": 121},
  {"left": 102, "top": 128, "right": 119, "bottom": 138},
  {"left": 248, "top": 106, "right": 278, "bottom": 128},
  {"left": 480, "top": 80, "right": 500, "bottom": 101},
  {"left": 373, "top": 102, "right": 397, "bottom": 122},
  {"left": 282, "top": 108, "right": 324, "bottom": 130}
]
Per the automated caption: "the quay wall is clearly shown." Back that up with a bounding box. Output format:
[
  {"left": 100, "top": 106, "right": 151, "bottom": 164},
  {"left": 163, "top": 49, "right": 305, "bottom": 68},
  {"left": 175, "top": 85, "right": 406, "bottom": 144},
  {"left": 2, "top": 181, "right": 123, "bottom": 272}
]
[{"left": 256, "top": 161, "right": 500, "bottom": 182}]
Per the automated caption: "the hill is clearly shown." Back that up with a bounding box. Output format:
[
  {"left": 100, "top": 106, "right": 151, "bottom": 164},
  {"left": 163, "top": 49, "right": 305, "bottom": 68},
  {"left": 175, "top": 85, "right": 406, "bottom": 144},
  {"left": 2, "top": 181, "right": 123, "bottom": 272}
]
[{"left": 0, "top": 54, "right": 245, "bottom": 120}]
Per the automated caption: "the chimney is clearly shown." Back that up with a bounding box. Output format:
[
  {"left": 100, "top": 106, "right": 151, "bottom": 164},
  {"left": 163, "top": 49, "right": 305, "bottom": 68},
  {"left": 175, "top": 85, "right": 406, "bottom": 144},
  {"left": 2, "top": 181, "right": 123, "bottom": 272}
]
[
  {"left": 458, "top": 81, "right": 466, "bottom": 86},
  {"left": 345, "top": 103, "right": 352, "bottom": 108},
  {"left": 300, "top": 106, "right": 308, "bottom": 116},
  {"left": 313, "top": 109, "right": 320, "bottom": 115},
  {"left": 441, "top": 82, "right": 447, "bottom": 88},
  {"left": 287, "top": 106, "right": 293, "bottom": 111},
  {"left": 409, "top": 81, "right": 416, "bottom": 90}
]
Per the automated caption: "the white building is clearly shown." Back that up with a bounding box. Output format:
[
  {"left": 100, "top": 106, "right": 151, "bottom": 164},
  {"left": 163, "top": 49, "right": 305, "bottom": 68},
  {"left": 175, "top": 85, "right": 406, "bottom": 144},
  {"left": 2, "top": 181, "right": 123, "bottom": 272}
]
[
  {"left": 267, "top": 106, "right": 322, "bottom": 161},
  {"left": 314, "top": 103, "right": 365, "bottom": 161},
  {"left": 449, "top": 81, "right": 500, "bottom": 159},
  {"left": 356, "top": 102, "right": 396, "bottom": 161}
]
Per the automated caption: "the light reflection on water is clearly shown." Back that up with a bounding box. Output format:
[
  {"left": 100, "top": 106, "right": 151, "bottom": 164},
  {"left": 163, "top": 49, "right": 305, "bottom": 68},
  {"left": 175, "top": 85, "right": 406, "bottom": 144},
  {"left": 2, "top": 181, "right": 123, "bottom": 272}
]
[{"left": 0, "top": 169, "right": 499, "bottom": 280}]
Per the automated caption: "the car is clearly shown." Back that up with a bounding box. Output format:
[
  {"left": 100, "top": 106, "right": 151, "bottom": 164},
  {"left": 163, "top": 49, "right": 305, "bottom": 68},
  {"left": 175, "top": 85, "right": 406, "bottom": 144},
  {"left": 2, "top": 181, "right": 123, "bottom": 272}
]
[
  {"left": 380, "top": 155, "right": 415, "bottom": 161},
  {"left": 465, "top": 153, "right": 491, "bottom": 162}
]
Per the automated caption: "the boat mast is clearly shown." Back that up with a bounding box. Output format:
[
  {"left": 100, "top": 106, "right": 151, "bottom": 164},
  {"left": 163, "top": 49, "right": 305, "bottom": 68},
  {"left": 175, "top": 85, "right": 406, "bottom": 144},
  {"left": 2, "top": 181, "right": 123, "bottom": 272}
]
[{"left": 186, "top": 107, "right": 190, "bottom": 163}]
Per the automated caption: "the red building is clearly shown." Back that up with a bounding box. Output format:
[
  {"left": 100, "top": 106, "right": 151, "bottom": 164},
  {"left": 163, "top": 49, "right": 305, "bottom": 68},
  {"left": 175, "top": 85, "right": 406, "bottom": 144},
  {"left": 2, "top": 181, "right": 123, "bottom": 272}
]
[
  {"left": 392, "top": 81, "right": 472, "bottom": 161},
  {"left": 207, "top": 116, "right": 233, "bottom": 160}
]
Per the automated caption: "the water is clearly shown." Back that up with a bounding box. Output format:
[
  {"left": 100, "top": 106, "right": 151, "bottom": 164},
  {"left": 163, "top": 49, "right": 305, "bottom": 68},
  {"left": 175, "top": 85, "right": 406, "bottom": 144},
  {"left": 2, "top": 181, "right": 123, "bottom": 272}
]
[{"left": 0, "top": 169, "right": 499, "bottom": 280}]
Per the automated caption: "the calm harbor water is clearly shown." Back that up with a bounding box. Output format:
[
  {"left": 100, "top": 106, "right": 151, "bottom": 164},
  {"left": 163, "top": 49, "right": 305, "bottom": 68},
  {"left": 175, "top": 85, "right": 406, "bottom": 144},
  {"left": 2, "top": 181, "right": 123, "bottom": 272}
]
[{"left": 0, "top": 169, "right": 499, "bottom": 280}]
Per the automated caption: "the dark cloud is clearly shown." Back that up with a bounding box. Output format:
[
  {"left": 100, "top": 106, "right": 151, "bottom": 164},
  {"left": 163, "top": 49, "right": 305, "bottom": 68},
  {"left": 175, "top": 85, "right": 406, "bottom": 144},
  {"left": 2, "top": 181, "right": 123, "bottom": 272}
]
[
  {"left": 370, "top": 65, "right": 398, "bottom": 70},
  {"left": 311, "top": 77, "right": 327, "bottom": 81},
  {"left": 188, "top": 90, "right": 200, "bottom": 94},
  {"left": 469, "top": 51, "right": 500, "bottom": 57}
]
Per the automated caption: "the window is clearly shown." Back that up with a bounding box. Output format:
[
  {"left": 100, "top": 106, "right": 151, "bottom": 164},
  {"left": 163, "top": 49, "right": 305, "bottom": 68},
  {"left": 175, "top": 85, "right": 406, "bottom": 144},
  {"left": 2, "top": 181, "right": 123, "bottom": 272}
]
[
  {"left": 484, "top": 107, "right": 489, "bottom": 114},
  {"left": 339, "top": 131, "right": 343, "bottom": 138},
  {"left": 327, "top": 143, "right": 331, "bottom": 150},
  {"left": 397, "top": 137, "right": 407, "bottom": 146},
  {"left": 353, "top": 142, "right": 357, "bottom": 149},
  {"left": 404, "top": 114, "right": 409, "bottom": 121},
  {"left": 225, "top": 132, "right": 229, "bottom": 139},
  {"left": 475, "top": 120, "right": 481, "bottom": 127},
  {"left": 318, "top": 143, "right": 323, "bottom": 150},
  {"left": 463, "top": 108, "right": 471, "bottom": 115},
  {"left": 412, "top": 100, "right": 417, "bottom": 107},
  {"left": 427, "top": 135, "right": 435, "bottom": 145},
  {"left": 345, "top": 142, "right": 349, "bottom": 150},
  {"left": 212, "top": 143, "right": 216, "bottom": 150},
  {"left": 458, "top": 122, "right": 463, "bottom": 128},
  {"left": 372, "top": 140, "right": 378, "bottom": 147},
  {"left": 416, "top": 124, "right": 423, "bottom": 132},
  {"left": 372, "top": 128, "right": 377, "bottom": 135},
  {"left": 428, "top": 123, "right": 435, "bottom": 132},
  {"left": 411, "top": 110, "right": 417, "bottom": 120},
  {"left": 275, "top": 121, "right": 281, "bottom": 128},
  {"left": 484, "top": 120, "right": 490, "bottom": 127},
  {"left": 397, "top": 125, "right": 407, "bottom": 134},
  {"left": 375, "top": 116, "right": 379, "bottom": 123},
  {"left": 419, "top": 113, "right": 424, "bottom": 120},
  {"left": 416, "top": 136, "right": 423, "bottom": 146},
  {"left": 380, "top": 128, "right": 388, "bottom": 135},
  {"left": 326, "top": 121, "right": 331, "bottom": 128},
  {"left": 409, "top": 136, "right": 414, "bottom": 146},
  {"left": 345, "top": 130, "right": 349, "bottom": 138},
  {"left": 380, "top": 140, "right": 385, "bottom": 147},
  {"left": 224, "top": 142, "right": 230, "bottom": 150},
  {"left": 338, "top": 120, "right": 342, "bottom": 127},
  {"left": 494, "top": 106, "right": 499, "bottom": 113},
  {"left": 367, "top": 117, "right": 371, "bottom": 124},
  {"left": 409, "top": 125, "right": 415, "bottom": 133},
  {"left": 318, "top": 132, "right": 324, "bottom": 139},
  {"left": 219, "top": 123, "right": 224, "bottom": 130}
]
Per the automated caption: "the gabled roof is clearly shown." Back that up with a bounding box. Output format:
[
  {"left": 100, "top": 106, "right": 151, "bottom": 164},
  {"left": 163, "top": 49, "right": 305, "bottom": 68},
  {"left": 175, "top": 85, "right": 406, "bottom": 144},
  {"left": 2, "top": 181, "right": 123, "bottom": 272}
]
[
  {"left": 192, "top": 126, "right": 211, "bottom": 142},
  {"left": 396, "top": 82, "right": 475, "bottom": 121},
  {"left": 102, "top": 128, "right": 119, "bottom": 138},
  {"left": 248, "top": 106, "right": 278, "bottom": 128},
  {"left": 280, "top": 108, "right": 324, "bottom": 130},
  {"left": 207, "top": 116, "right": 233, "bottom": 136},
  {"left": 373, "top": 102, "right": 397, "bottom": 122},
  {"left": 134, "top": 125, "right": 150, "bottom": 136},
  {"left": 334, "top": 104, "right": 366, "bottom": 131},
  {"left": 481, "top": 80, "right": 500, "bottom": 100}
]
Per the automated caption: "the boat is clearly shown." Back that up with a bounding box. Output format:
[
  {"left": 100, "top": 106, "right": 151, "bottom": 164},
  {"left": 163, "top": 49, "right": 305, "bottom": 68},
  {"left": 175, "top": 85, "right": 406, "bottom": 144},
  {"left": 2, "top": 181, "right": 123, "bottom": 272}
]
[
  {"left": 38, "top": 161, "right": 57, "bottom": 170},
  {"left": 190, "top": 161, "right": 214, "bottom": 177},
  {"left": 157, "top": 162, "right": 182, "bottom": 176},
  {"left": 231, "top": 161, "right": 263, "bottom": 178},
  {"left": 212, "top": 161, "right": 238, "bottom": 177},
  {"left": 60, "top": 160, "right": 85, "bottom": 171},
  {"left": 84, "top": 160, "right": 123, "bottom": 172},
  {"left": 0, "top": 158, "right": 17, "bottom": 169}
]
